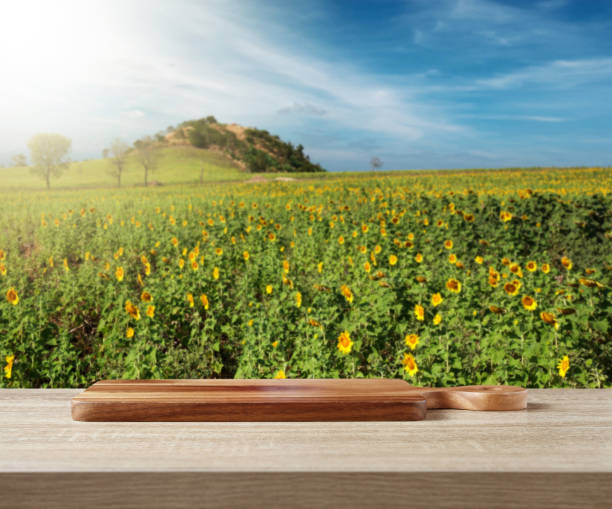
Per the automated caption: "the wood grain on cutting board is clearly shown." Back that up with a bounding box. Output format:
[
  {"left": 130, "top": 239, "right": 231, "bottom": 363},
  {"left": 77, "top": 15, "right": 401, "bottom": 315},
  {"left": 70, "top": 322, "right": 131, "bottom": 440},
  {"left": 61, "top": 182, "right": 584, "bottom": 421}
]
[{"left": 71, "top": 379, "right": 527, "bottom": 421}]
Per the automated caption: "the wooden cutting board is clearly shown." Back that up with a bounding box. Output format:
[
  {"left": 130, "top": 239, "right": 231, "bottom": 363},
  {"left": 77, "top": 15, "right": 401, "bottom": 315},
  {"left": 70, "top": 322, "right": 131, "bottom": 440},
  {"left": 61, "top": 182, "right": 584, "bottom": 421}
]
[{"left": 71, "top": 379, "right": 527, "bottom": 422}]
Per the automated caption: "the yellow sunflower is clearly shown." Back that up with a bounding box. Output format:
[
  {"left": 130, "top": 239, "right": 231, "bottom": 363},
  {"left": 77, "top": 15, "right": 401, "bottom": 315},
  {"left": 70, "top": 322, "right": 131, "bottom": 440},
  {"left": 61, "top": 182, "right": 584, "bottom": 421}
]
[
  {"left": 4, "top": 354, "right": 15, "bottom": 379},
  {"left": 124, "top": 300, "right": 140, "bottom": 320},
  {"left": 509, "top": 263, "right": 523, "bottom": 278},
  {"left": 402, "top": 353, "right": 418, "bottom": 376},
  {"left": 200, "top": 294, "right": 209, "bottom": 310},
  {"left": 414, "top": 304, "right": 425, "bottom": 321},
  {"left": 337, "top": 330, "right": 353, "bottom": 354},
  {"left": 504, "top": 282, "right": 519, "bottom": 296},
  {"left": 540, "top": 311, "right": 559, "bottom": 330},
  {"left": 340, "top": 284, "right": 354, "bottom": 303},
  {"left": 557, "top": 355, "right": 569, "bottom": 378},
  {"left": 431, "top": 292, "right": 443, "bottom": 307},
  {"left": 446, "top": 278, "right": 461, "bottom": 293},
  {"left": 404, "top": 334, "right": 419, "bottom": 350},
  {"left": 6, "top": 287, "right": 19, "bottom": 305},
  {"left": 521, "top": 295, "right": 537, "bottom": 311}
]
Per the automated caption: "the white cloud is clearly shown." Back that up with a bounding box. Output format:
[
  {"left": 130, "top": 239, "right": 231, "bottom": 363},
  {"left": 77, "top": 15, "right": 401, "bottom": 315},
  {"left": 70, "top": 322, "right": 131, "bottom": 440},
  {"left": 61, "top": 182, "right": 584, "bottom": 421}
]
[
  {"left": 448, "top": 0, "right": 519, "bottom": 23},
  {"left": 277, "top": 103, "right": 328, "bottom": 116},
  {"left": 401, "top": 0, "right": 581, "bottom": 50},
  {"left": 127, "top": 110, "right": 145, "bottom": 119},
  {"left": 522, "top": 116, "right": 565, "bottom": 123},
  {"left": 0, "top": 0, "right": 467, "bottom": 159},
  {"left": 536, "top": 0, "right": 568, "bottom": 11},
  {"left": 460, "top": 114, "right": 566, "bottom": 122},
  {"left": 476, "top": 58, "right": 612, "bottom": 89}
]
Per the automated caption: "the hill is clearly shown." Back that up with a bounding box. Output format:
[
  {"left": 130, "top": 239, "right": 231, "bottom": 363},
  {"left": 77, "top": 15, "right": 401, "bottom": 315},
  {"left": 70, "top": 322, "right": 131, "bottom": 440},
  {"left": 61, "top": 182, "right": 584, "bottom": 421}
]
[
  {"left": 0, "top": 117, "right": 325, "bottom": 190},
  {"left": 170, "top": 116, "right": 326, "bottom": 173}
]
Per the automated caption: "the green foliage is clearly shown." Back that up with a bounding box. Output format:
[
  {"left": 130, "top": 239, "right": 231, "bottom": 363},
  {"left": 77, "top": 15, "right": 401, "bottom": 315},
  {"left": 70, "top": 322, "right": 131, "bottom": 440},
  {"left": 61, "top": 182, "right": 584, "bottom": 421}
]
[
  {"left": 0, "top": 167, "right": 610, "bottom": 388},
  {"left": 12, "top": 154, "right": 27, "bottom": 167},
  {"left": 243, "top": 146, "right": 277, "bottom": 173},
  {"left": 244, "top": 128, "right": 325, "bottom": 173},
  {"left": 27, "top": 133, "right": 72, "bottom": 189},
  {"left": 182, "top": 118, "right": 244, "bottom": 152},
  {"left": 105, "top": 138, "right": 131, "bottom": 188}
]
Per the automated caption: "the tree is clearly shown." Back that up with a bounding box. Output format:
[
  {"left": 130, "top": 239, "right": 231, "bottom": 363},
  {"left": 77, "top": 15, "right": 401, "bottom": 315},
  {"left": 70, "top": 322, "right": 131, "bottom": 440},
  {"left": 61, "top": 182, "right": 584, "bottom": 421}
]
[
  {"left": 370, "top": 157, "right": 383, "bottom": 171},
  {"left": 134, "top": 136, "right": 158, "bottom": 186},
  {"left": 11, "top": 153, "right": 27, "bottom": 167},
  {"left": 105, "top": 139, "right": 130, "bottom": 187},
  {"left": 27, "top": 133, "right": 71, "bottom": 189}
]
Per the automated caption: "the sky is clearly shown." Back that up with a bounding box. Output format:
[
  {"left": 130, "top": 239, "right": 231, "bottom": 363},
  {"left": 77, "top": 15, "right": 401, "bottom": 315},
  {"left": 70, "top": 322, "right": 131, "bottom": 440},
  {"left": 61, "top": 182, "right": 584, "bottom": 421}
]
[{"left": 1, "top": 0, "right": 611, "bottom": 171}]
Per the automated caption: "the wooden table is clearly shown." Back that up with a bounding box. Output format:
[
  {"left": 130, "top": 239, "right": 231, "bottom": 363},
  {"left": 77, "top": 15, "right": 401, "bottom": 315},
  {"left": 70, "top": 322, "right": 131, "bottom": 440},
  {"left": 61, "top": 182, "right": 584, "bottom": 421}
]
[{"left": 0, "top": 389, "right": 610, "bottom": 508}]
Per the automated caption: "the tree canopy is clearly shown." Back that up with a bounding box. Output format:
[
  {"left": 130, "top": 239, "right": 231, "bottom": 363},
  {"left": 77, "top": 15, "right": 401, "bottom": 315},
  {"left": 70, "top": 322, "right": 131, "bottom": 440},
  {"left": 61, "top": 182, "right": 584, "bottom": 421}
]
[
  {"left": 11, "top": 153, "right": 27, "bottom": 167},
  {"left": 134, "top": 136, "right": 158, "bottom": 186},
  {"left": 27, "top": 133, "right": 71, "bottom": 189},
  {"left": 105, "top": 139, "right": 130, "bottom": 187}
]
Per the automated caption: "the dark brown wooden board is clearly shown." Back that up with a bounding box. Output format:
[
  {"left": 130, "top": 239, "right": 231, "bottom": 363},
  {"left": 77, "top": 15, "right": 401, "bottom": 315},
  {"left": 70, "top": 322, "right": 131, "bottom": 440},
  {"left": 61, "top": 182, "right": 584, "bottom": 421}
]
[{"left": 71, "top": 379, "right": 527, "bottom": 422}]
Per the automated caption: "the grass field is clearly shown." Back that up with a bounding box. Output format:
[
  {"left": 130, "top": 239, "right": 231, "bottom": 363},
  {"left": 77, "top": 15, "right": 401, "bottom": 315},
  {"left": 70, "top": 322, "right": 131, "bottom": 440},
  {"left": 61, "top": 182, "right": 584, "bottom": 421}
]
[
  {"left": 0, "top": 146, "right": 246, "bottom": 190},
  {"left": 1, "top": 166, "right": 610, "bottom": 388}
]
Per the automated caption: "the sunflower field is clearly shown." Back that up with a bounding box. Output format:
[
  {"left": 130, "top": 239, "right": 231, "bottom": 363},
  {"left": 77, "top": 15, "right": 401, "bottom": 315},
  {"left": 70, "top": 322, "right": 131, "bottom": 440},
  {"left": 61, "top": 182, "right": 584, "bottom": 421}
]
[{"left": 1, "top": 166, "right": 610, "bottom": 388}]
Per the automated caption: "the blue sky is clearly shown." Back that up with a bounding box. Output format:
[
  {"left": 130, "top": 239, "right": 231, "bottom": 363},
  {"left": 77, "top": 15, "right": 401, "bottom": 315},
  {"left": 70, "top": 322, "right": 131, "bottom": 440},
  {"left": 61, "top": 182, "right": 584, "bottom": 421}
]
[{"left": 1, "top": 0, "right": 611, "bottom": 171}]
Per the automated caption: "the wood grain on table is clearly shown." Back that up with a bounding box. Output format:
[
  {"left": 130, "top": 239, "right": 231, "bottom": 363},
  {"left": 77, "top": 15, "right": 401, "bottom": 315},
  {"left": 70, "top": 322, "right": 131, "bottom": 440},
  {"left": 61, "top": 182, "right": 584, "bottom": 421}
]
[{"left": 1, "top": 388, "right": 611, "bottom": 508}]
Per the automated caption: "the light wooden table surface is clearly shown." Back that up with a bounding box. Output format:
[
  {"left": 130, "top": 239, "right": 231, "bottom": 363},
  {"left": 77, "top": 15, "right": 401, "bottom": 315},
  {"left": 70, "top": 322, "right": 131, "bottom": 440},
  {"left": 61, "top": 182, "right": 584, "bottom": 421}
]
[{"left": 0, "top": 388, "right": 610, "bottom": 508}]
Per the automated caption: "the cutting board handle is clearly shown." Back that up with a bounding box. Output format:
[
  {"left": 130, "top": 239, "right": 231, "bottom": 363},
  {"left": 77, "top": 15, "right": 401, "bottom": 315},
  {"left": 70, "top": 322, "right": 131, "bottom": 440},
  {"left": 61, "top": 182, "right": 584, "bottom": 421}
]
[{"left": 417, "top": 385, "right": 527, "bottom": 411}]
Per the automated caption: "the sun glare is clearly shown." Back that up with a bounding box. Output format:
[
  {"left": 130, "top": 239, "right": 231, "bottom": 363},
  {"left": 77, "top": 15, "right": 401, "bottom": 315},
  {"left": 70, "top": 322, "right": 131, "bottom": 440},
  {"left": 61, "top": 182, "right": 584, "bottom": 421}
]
[{"left": 1, "top": 1, "right": 125, "bottom": 100}]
